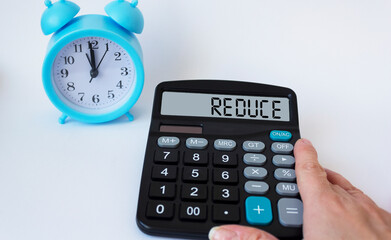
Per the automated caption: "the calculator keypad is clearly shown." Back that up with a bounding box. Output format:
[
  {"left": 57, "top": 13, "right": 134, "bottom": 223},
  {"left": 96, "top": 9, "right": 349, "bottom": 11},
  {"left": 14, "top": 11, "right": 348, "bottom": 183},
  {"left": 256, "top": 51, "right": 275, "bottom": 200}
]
[{"left": 143, "top": 130, "right": 302, "bottom": 235}]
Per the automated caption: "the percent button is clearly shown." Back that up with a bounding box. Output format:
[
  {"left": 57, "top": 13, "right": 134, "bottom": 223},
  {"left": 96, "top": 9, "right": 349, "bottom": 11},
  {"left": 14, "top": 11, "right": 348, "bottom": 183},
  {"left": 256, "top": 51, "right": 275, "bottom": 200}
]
[{"left": 274, "top": 168, "right": 296, "bottom": 181}]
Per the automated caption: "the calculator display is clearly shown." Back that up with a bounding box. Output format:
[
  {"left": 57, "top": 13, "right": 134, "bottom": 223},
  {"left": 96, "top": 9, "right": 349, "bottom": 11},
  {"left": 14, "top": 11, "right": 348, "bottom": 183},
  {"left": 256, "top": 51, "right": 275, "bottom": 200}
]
[{"left": 161, "top": 92, "right": 290, "bottom": 121}]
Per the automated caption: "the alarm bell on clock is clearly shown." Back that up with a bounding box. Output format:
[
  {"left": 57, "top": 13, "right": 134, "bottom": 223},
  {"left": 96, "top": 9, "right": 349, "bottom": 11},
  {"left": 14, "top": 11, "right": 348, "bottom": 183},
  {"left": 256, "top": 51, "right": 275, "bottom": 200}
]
[{"left": 41, "top": 0, "right": 145, "bottom": 124}]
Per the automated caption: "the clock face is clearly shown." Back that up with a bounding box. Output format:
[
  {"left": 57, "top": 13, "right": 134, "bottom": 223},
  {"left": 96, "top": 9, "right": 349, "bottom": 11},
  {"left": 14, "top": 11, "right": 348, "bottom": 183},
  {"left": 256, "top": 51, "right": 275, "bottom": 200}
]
[{"left": 52, "top": 36, "right": 135, "bottom": 113}]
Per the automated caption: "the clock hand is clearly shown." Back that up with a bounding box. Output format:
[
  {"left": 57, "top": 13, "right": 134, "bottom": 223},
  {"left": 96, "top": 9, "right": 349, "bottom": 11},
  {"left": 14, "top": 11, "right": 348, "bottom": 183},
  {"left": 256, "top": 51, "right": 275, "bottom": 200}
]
[
  {"left": 86, "top": 53, "right": 93, "bottom": 68},
  {"left": 96, "top": 48, "right": 108, "bottom": 70},
  {"left": 88, "top": 42, "right": 99, "bottom": 82},
  {"left": 89, "top": 47, "right": 108, "bottom": 83}
]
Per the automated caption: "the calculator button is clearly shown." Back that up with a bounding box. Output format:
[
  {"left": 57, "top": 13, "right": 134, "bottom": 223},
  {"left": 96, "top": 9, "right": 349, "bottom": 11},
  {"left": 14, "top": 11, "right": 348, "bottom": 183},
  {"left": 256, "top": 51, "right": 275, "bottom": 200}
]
[
  {"left": 180, "top": 203, "right": 207, "bottom": 221},
  {"left": 270, "top": 130, "right": 292, "bottom": 142},
  {"left": 214, "top": 139, "right": 236, "bottom": 151},
  {"left": 184, "top": 151, "right": 208, "bottom": 165},
  {"left": 151, "top": 166, "right": 177, "bottom": 181},
  {"left": 245, "top": 196, "right": 273, "bottom": 225},
  {"left": 157, "top": 136, "right": 180, "bottom": 148},
  {"left": 244, "top": 181, "right": 269, "bottom": 194},
  {"left": 272, "top": 155, "right": 295, "bottom": 167},
  {"left": 213, "top": 153, "right": 238, "bottom": 167},
  {"left": 278, "top": 198, "right": 303, "bottom": 227},
  {"left": 154, "top": 150, "right": 179, "bottom": 164},
  {"left": 149, "top": 182, "right": 176, "bottom": 199},
  {"left": 186, "top": 138, "right": 208, "bottom": 149},
  {"left": 271, "top": 142, "right": 294, "bottom": 154},
  {"left": 213, "top": 169, "right": 238, "bottom": 184},
  {"left": 183, "top": 167, "right": 208, "bottom": 183},
  {"left": 243, "top": 167, "right": 267, "bottom": 180},
  {"left": 274, "top": 168, "right": 296, "bottom": 181},
  {"left": 213, "top": 186, "right": 239, "bottom": 203},
  {"left": 242, "top": 141, "right": 265, "bottom": 152},
  {"left": 276, "top": 183, "right": 299, "bottom": 196},
  {"left": 146, "top": 201, "right": 174, "bottom": 219},
  {"left": 243, "top": 153, "right": 266, "bottom": 166},
  {"left": 213, "top": 205, "right": 240, "bottom": 223},
  {"left": 181, "top": 184, "right": 207, "bottom": 201}
]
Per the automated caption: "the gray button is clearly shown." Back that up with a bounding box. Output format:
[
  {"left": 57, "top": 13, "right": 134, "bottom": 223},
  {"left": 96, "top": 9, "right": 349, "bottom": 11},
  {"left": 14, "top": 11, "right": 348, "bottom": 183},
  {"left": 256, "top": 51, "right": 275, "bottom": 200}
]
[
  {"left": 243, "top": 153, "right": 266, "bottom": 166},
  {"left": 186, "top": 138, "right": 208, "bottom": 149},
  {"left": 278, "top": 198, "right": 303, "bottom": 227},
  {"left": 244, "top": 181, "right": 269, "bottom": 194},
  {"left": 157, "top": 136, "right": 180, "bottom": 148},
  {"left": 272, "top": 155, "right": 295, "bottom": 167},
  {"left": 276, "top": 183, "right": 299, "bottom": 196},
  {"left": 274, "top": 168, "right": 296, "bottom": 181},
  {"left": 242, "top": 141, "right": 265, "bottom": 152},
  {"left": 214, "top": 139, "right": 236, "bottom": 151},
  {"left": 244, "top": 167, "right": 267, "bottom": 180},
  {"left": 271, "top": 142, "right": 294, "bottom": 154}
]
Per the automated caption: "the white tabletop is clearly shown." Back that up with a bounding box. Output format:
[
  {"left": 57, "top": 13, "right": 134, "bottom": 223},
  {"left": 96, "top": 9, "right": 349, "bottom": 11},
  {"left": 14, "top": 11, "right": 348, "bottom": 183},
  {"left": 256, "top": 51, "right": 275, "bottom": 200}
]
[{"left": 0, "top": 1, "right": 390, "bottom": 239}]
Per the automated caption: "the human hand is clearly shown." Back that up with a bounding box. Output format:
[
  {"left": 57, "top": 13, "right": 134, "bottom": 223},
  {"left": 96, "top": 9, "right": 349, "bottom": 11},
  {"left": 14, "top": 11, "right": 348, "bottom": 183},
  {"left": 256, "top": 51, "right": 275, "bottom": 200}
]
[{"left": 209, "top": 139, "right": 391, "bottom": 240}]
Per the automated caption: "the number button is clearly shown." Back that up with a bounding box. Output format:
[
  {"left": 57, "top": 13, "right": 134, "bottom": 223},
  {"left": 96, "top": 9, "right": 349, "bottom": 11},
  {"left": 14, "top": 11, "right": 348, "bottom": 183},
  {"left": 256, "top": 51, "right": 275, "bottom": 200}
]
[
  {"left": 181, "top": 184, "right": 207, "bottom": 201},
  {"left": 149, "top": 182, "right": 176, "bottom": 199},
  {"left": 154, "top": 150, "right": 178, "bottom": 164},
  {"left": 213, "top": 153, "right": 237, "bottom": 167},
  {"left": 184, "top": 151, "right": 208, "bottom": 166},
  {"left": 182, "top": 167, "right": 208, "bottom": 183},
  {"left": 180, "top": 203, "right": 207, "bottom": 221},
  {"left": 146, "top": 201, "right": 174, "bottom": 219},
  {"left": 213, "top": 169, "right": 238, "bottom": 184},
  {"left": 213, "top": 205, "right": 240, "bottom": 223},
  {"left": 151, "top": 165, "right": 177, "bottom": 181},
  {"left": 213, "top": 186, "right": 239, "bottom": 203}
]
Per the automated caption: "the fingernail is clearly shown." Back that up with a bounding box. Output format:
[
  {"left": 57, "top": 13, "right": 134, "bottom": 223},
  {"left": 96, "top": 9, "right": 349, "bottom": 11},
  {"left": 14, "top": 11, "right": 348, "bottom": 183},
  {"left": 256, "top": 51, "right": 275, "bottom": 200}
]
[
  {"left": 209, "top": 226, "right": 238, "bottom": 240},
  {"left": 300, "top": 138, "right": 312, "bottom": 146}
]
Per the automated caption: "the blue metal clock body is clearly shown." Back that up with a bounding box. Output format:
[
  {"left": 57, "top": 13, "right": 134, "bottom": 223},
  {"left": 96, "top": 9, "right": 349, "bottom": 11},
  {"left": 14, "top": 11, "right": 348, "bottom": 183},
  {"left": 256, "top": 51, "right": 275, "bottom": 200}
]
[{"left": 41, "top": 0, "right": 144, "bottom": 124}]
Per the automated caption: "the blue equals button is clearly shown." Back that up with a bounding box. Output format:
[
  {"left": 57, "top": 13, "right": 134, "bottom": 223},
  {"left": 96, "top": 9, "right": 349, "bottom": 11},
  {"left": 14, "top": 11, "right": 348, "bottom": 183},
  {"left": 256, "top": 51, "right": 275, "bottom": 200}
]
[{"left": 270, "top": 130, "right": 292, "bottom": 142}]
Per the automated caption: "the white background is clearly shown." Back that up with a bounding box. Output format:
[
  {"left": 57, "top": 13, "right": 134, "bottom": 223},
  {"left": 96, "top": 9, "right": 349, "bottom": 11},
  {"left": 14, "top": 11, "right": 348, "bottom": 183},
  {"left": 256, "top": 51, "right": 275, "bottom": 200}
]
[{"left": 0, "top": 1, "right": 390, "bottom": 239}]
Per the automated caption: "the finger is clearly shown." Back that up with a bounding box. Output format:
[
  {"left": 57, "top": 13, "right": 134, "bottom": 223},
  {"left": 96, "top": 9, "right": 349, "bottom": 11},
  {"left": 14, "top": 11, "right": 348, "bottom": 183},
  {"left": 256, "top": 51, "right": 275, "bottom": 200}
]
[
  {"left": 325, "top": 168, "right": 359, "bottom": 192},
  {"left": 209, "top": 225, "right": 278, "bottom": 240},
  {"left": 294, "top": 139, "right": 330, "bottom": 199}
]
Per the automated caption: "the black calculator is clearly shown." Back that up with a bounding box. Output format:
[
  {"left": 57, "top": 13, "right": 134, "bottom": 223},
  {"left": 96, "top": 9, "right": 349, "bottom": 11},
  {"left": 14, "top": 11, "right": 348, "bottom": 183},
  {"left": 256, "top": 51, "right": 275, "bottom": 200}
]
[{"left": 136, "top": 80, "right": 302, "bottom": 239}]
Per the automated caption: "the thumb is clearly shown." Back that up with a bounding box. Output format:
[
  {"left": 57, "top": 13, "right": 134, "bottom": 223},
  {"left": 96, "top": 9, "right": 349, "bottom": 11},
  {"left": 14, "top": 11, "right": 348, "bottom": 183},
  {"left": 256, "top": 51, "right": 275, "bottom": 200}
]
[
  {"left": 209, "top": 225, "right": 278, "bottom": 240},
  {"left": 294, "top": 138, "right": 330, "bottom": 199}
]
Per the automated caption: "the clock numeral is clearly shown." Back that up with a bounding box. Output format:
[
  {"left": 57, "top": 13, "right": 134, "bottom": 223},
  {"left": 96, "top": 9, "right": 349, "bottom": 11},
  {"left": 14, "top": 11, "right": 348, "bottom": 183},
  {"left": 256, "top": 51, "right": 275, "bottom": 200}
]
[
  {"left": 121, "top": 67, "right": 129, "bottom": 76},
  {"left": 108, "top": 90, "right": 115, "bottom": 99},
  {"left": 114, "top": 52, "right": 121, "bottom": 61},
  {"left": 105, "top": 43, "right": 109, "bottom": 51},
  {"left": 64, "top": 56, "right": 75, "bottom": 65},
  {"left": 88, "top": 40, "right": 99, "bottom": 49},
  {"left": 78, "top": 92, "right": 85, "bottom": 101},
  {"left": 92, "top": 94, "right": 100, "bottom": 103},
  {"left": 60, "top": 69, "right": 69, "bottom": 78},
  {"left": 67, "top": 82, "right": 75, "bottom": 91},
  {"left": 116, "top": 80, "right": 123, "bottom": 89},
  {"left": 74, "top": 44, "right": 82, "bottom": 53}
]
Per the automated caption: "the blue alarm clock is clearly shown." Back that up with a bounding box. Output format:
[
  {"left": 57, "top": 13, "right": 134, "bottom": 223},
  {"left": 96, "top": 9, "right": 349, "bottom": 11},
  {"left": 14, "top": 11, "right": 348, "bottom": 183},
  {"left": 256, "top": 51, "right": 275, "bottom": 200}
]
[{"left": 41, "top": 0, "right": 144, "bottom": 124}]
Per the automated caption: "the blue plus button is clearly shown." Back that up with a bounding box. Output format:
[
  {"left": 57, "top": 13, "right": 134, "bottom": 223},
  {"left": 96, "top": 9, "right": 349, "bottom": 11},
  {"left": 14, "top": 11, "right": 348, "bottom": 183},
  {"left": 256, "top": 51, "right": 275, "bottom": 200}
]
[
  {"left": 245, "top": 196, "right": 273, "bottom": 225},
  {"left": 270, "top": 130, "right": 292, "bottom": 142}
]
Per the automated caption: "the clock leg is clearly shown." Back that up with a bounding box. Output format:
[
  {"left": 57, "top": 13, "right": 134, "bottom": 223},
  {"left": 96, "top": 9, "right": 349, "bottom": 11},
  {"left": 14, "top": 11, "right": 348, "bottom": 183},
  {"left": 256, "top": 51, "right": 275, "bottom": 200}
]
[
  {"left": 125, "top": 112, "right": 134, "bottom": 121},
  {"left": 58, "top": 114, "right": 69, "bottom": 124}
]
